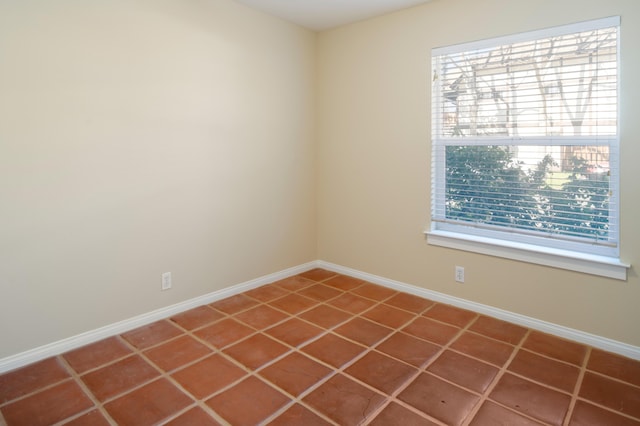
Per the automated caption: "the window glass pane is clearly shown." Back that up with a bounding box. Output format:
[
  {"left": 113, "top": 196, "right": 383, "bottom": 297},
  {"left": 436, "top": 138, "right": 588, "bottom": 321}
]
[
  {"left": 431, "top": 17, "right": 620, "bottom": 257},
  {"left": 435, "top": 27, "right": 617, "bottom": 138},
  {"left": 444, "top": 145, "right": 611, "bottom": 242}
]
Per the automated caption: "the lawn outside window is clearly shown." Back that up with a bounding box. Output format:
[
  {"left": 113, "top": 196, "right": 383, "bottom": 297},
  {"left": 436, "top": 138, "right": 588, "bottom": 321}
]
[{"left": 427, "top": 17, "right": 630, "bottom": 280}]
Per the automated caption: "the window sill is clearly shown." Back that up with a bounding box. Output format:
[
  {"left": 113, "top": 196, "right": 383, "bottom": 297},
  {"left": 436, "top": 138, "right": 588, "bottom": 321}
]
[{"left": 425, "top": 230, "right": 630, "bottom": 281}]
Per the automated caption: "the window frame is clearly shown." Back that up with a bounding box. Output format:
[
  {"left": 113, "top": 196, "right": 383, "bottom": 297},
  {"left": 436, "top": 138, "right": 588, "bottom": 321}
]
[{"left": 426, "top": 16, "right": 629, "bottom": 280}]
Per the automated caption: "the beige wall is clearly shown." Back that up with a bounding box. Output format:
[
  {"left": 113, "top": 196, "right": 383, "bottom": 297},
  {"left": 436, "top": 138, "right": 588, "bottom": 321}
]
[
  {"left": 0, "top": 0, "right": 316, "bottom": 358},
  {"left": 2, "top": 0, "right": 639, "bottom": 361},
  {"left": 317, "top": 0, "right": 640, "bottom": 346}
]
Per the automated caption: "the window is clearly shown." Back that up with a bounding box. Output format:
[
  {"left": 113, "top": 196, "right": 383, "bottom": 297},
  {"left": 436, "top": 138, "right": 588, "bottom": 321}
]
[{"left": 428, "top": 17, "right": 628, "bottom": 279}]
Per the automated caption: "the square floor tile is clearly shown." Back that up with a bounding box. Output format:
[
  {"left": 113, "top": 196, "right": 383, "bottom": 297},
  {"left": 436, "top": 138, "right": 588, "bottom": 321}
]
[
  {"left": 298, "top": 284, "right": 342, "bottom": 302},
  {"left": 269, "top": 404, "right": 332, "bottom": 426},
  {"left": 223, "top": 333, "right": 290, "bottom": 370},
  {"left": 345, "top": 351, "right": 417, "bottom": 395},
  {"left": 206, "top": 376, "right": 289, "bottom": 425},
  {"left": 579, "top": 371, "right": 640, "bottom": 419},
  {"left": 144, "top": 335, "right": 212, "bottom": 372},
  {"left": 427, "top": 350, "right": 498, "bottom": 393},
  {"left": 522, "top": 331, "right": 587, "bottom": 366},
  {"left": 164, "top": 407, "right": 222, "bottom": 425},
  {"left": 259, "top": 352, "right": 332, "bottom": 397},
  {"left": 303, "top": 374, "right": 386, "bottom": 425},
  {"left": 398, "top": 372, "right": 479, "bottom": 426},
  {"left": 170, "top": 306, "right": 224, "bottom": 331},
  {"left": 234, "top": 304, "right": 289, "bottom": 330},
  {"left": 327, "top": 292, "right": 376, "bottom": 315},
  {"left": 469, "top": 316, "right": 528, "bottom": 345},
  {"left": 171, "top": 354, "right": 246, "bottom": 400},
  {"left": 508, "top": 349, "right": 580, "bottom": 392},
  {"left": 323, "top": 275, "right": 364, "bottom": 291},
  {"left": 376, "top": 332, "right": 441, "bottom": 367},
  {"left": 63, "top": 337, "right": 132, "bottom": 375},
  {"left": 334, "top": 317, "right": 393, "bottom": 346},
  {"left": 81, "top": 354, "right": 160, "bottom": 402},
  {"left": 193, "top": 318, "right": 254, "bottom": 349},
  {"left": 350, "top": 283, "right": 397, "bottom": 301},
  {"left": 569, "top": 400, "right": 640, "bottom": 426},
  {"left": 209, "top": 294, "right": 259, "bottom": 315},
  {"left": 450, "top": 331, "right": 515, "bottom": 367},
  {"left": 369, "top": 402, "right": 439, "bottom": 426},
  {"left": 402, "top": 316, "right": 460, "bottom": 345},
  {"left": 587, "top": 348, "right": 640, "bottom": 388},
  {"left": 363, "top": 304, "right": 416, "bottom": 329},
  {"left": 264, "top": 317, "right": 324, "bottom": 347},
  {"left": 268, "top": 293, "right": 318, "bottom": 315},
  {"left": 121, "top": 320, "right": 183, "bottom": 350},
  {"left": 1, "top": 380, "right": 93, "bottom": 426},
  {"left": 301, "top": 333, "right": 366, "bottom": 368},
  {"left": 298, "top": 304, "right": 351, "bottom": 329},
  {"left": 470, "top": 401, "right": 545, "bottom": 426},
  {"left": 104, "top": 379, "right": 192, "bottom": 426},
  {"left": 384, "top": 292, "right": 434, "bottom": 314},
  {"left": 63, "top": 409, "right": 111, "bottom": 426},
  {"left": 272, "top": 276, "right": 315, "bottom": 291},
  {"left": 490, "top": 373, "right": 571, "bottom": 426},
  {"left": 0, "top": 357, "right": 70, "bottom": 403},
  {"left": 244, "top": 284, "right": 290, "bottom": 302},
  {"left": 298, "top": 268, "right": 337, "bottom": 282},
  {"left": 423, "top": 304, "right": 478, "bottom": 328}
]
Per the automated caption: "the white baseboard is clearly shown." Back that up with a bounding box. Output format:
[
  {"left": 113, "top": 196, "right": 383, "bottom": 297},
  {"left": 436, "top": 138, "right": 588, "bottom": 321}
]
[
  {"left": 317, "top": 260, "right": 640, "bottom": 361},
  {"left": 2, "top": 259, "right": 638, "bottom": 374},
  {"left": 0, "top": 261, "right": 318, "bottom": 374}
]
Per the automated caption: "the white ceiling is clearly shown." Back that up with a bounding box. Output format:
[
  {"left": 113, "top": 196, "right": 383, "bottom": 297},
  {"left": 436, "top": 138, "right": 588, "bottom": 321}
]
[{"left": 234, "top": 0, "right": 434, "bottom": 31}]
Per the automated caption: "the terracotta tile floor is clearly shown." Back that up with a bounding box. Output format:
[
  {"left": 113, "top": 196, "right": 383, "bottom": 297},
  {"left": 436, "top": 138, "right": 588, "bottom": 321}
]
[{"left": 1, "top": 269, "right": 640, "bottom": 425}]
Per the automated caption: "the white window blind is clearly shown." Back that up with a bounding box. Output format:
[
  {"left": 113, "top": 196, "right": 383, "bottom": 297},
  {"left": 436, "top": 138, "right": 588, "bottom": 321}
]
[{"left": 431, "top": 17, "right": 620, "bottom": 259}]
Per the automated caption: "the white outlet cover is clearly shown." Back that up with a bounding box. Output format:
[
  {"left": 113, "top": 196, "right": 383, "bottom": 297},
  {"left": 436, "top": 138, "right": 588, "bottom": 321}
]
[{"left": 161, "top": 272, "right": 172, "bottom": 290}]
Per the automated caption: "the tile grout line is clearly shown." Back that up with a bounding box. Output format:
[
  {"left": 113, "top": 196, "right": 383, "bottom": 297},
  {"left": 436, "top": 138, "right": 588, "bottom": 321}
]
[
  {"left": 257, "top": 320, "right": 369, "bottom": 423},
  {"left": 350, "top": 294, "right": 607, "bottom": 425},
  {"left": 344, "top": 303, "right": 479, "bottom": 424},
  {"left": 160, "top": 280, "right": 330, "bottom": 424},
  {"left": 348, "top": 301, "right": 451, "bottom": 423},
  {"left": 120, "top": 323, "right": 232, "bottom": 425},
  {"left": 374, "top": 308, "right": 481, "bottom": 425},
  {"left": 581, "top": 367, "right": 640, "bottom": 390},
  {"left": 253, "top": 272, "right": 346, "bottom": 425},
  {"left": 462, "top": 327, "right": 592, "bottom": 425},
  {"left": 54, "top": 354, "right": 118, "bottom": 426},
  {"left": 67, "top": 335, "right": 136, "bottom": 376},
  {"left": 71, "top": 322, "right": 222, "bottom": 424},
  {"left": 255, "top": 344, "right": 344, "bottom": 425},
  {"left": 0, "top": 376, "right": 74, "bottom": 408},
  {"left": 255, "top": 372, "right": 340, "bottom": 426},
  {"left": 271, "top": 290, "right": 523, "bottom": 425},
  {"left": 360, "top": 302, "right": 528, "bottom": 424},
  {"left": 198, "top": 278, "right": 343, "bottom": 424},
  {"left": 562, "top": 346, "right": 591, "bottom": 426},
  {"left": 563, "top": 350, "right": 640, "bottom": 424},
  {"left": 460, "top": 328, "right": 534, "bottom": 426},
  {"left": 255, "top": 277, "right": 401, "bottom": 425},
  {"left": 165, "top": 318, "right": 257, "bottom": 423}
]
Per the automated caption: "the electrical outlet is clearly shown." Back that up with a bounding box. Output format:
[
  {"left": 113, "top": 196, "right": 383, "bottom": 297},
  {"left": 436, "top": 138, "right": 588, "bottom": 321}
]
[
  {"left": 161, "top": 272, "right": 172, "bottom": 290},
  {"left": 455, "top": 266, "right": 465, "bottom": 283}
]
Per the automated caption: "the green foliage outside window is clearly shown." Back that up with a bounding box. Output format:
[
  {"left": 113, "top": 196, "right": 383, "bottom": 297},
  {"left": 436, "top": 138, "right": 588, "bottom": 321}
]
[{"left": 445, "top": 146, "right": 609, "bottom": 240}]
